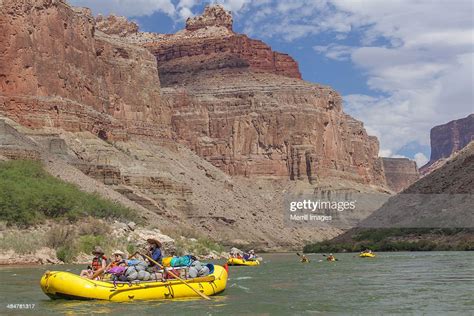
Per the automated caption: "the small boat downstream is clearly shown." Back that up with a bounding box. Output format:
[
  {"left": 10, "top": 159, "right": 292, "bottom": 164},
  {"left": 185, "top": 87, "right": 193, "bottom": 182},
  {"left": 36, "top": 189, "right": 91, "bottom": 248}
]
[
  {"left": 40, "top": 265, "right": 228, "bottom": 301},
  {"left": 227, "top": 258, "right": 260, "bottom": 266}
]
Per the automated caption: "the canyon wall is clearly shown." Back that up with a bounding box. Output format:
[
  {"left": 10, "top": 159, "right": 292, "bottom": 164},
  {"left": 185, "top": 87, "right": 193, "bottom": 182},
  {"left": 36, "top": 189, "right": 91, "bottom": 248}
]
[
  {"left": 420, "top": 114, "right": 474, "bottom": 174},
  {"left": 0, "top": 2, "right": 392, "bottom": 249},
  {"left": 139, "top": 5, "right": 385, "bottom": 185},
  {"left": 382, "top": 158, "right": 419, "bottom": 192},
  {"left": 0, "top": 0, "right": 171, "bottom": 141}
]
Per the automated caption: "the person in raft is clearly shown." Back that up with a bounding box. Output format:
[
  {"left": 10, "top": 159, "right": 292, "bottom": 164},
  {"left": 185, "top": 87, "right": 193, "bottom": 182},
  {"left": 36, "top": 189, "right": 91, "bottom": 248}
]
[
  {"left": 146, "top": 238, "right": 163, "bottom": 267},
  {"left": 327, "top": 253, "right": 336, "bottom": 261},
  {"left": 80, "top": 246, "right": 107, "bottom": 279},
  {"left": 109, "top": 250, "right": 126, "bottom": 268},
  {"left": 301, "top": 254, "right": 310, "bottom": 263}
]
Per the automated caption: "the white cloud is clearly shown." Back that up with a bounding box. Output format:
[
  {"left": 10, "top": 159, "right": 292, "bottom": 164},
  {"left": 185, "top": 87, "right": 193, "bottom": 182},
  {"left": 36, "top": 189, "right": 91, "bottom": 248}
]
[
  {"left": 414, "top": 152, "right": 429, "bottom": 167},
  {"left": 69, "top": 0, "right": 175, "bottom": 17},
  {"left": 69, "top": 0, "right": 250, "bottom": 20},
  {"left": 313, "top": 44, "right": 354, "bottom": 61}
]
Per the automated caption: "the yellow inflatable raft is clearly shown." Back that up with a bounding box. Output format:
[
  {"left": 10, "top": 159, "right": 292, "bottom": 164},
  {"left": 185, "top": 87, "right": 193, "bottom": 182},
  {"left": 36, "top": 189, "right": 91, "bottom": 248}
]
[
  {"left": 40, "top": 265, "right": 227, "bottom": 301},
  {"left": 227, "top": 258, "right": 260, "bottom": 266},
  {"left": 359, "top": 252, "right": 376, "bottom": 258}
]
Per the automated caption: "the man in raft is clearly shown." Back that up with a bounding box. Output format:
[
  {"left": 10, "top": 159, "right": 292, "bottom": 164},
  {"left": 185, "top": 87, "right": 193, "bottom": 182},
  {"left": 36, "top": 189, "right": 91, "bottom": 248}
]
[
  {"left": 301, "top": 254, "right": 310, "bottom": 263},
  {"left": 80, "top": 246, "right": 107, "bottom": 279}
]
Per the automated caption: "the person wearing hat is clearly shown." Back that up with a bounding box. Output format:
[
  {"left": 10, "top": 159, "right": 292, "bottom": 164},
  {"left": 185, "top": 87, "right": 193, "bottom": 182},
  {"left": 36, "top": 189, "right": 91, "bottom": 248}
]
[
  {"left": 146, "top": 238, "right": 163, "bottom": 267},
  {"left": 109, "top": 250, "right": 126, "bottom": 268},
  {"left": 80, "top": 246, "right": 107, "bottom": 279}
]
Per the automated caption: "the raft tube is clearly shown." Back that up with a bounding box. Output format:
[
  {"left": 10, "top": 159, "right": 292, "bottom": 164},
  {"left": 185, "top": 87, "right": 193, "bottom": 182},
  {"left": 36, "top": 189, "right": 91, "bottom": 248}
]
[
  {"left": 40, "top": 265, "right": 227, "bottom": 301},
  {"left": 227, "top": 258, "right": 260, "bottom": 266},
  {"left": 359, "top": 253, "right": 376, "bottom": 258}
]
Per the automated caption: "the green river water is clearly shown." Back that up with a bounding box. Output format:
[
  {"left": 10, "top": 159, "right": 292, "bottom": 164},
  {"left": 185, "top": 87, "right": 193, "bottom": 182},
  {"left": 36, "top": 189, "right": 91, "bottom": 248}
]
[{"left": 1, "top": 252, "right": 473, "bottom": 315}]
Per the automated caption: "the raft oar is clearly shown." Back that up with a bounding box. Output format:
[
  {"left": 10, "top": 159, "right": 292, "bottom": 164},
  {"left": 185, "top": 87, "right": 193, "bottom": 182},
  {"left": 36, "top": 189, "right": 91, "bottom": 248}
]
[{"left": 139, "top": 252, "right": 211, "bottom": 301}]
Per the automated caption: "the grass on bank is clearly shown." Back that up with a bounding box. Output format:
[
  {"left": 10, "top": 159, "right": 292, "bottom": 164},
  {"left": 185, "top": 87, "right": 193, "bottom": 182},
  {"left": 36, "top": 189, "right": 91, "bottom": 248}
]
[
  {"left": 303, "top": 228, "right": 474, "bottom": 253},
  {"left": 0, "top": 218, "right": 138, "bottom": 263},
  {"left": 0, "top": 160, "right": 135, "bottom": 226}
]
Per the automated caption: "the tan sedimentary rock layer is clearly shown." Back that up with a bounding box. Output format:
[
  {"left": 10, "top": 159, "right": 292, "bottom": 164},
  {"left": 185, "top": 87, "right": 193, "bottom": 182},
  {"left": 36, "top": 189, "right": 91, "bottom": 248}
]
[{"left": 382, "top": 158, "right": 419, "bottom": 192}]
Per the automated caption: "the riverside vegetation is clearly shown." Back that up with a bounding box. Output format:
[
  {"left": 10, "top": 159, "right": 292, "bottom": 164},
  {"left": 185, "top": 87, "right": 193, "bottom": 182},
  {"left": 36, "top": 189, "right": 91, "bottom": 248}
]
[
  {"left": 0, "top": 160, "right": 135, "bottom": 226},
  {"left": 0, "top": 160, "right": 224, "bottom": 263},
  {"left": 304, "top": 228, "right": 474, "bottom": 253}
]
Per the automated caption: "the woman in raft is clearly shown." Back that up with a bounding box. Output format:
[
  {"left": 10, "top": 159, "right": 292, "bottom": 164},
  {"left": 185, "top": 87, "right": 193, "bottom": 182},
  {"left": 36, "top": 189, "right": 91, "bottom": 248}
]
[{"left": 80, "top": 246, "right": 107, "bottom": 279}]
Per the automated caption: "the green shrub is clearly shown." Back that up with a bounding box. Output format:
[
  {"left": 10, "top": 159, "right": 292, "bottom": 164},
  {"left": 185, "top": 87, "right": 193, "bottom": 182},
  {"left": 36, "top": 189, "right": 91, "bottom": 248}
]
[
  {"left": 77, "top": 235, "right": 106, "bottom": 254},
  {"left": 56, "top": 246, "right": 76, "bottom": 263},
  {"left": 0, "top": 160, "right": 136, "bottom": 226}
]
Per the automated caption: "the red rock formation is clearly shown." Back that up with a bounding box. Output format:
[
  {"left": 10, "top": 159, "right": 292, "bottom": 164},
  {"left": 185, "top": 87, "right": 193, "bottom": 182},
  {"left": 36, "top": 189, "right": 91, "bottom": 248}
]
[
  {"left": 163, "top": 73, "right": 385, "bottom": 185},
  {"left": 429, "top": 114, "right": 474, "bottom": 162},
  {"left": 0, "top": 0, "right": 171, "bottom": 141},
  {"left": 143, "top": 5, "right": 384, "bottom": 185},
  {"left": 144, "top": 5, "right": 301, "bottom": 83},
  {"left": 420, "top": 114, "right": 474, "bottom": 174},
  {"left": 382, "top": 157, "right": 419, "bottom": 192},
  {"left": 185, "top": 5, "right": 233, "bottom": 31},
  {"left": 95, "top": 14, "right": 139, "bottom": 37}
]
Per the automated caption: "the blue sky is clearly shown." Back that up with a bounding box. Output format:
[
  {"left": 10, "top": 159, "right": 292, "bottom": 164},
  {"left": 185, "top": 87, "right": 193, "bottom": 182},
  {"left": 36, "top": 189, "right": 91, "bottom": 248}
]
[{"left": 70, "top": 0, "right": 474, "bottom": 166}]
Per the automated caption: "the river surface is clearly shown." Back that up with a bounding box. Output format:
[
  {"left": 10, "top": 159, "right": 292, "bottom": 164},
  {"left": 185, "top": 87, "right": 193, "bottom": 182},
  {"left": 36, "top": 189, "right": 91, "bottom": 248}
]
[{"left": 1, "top": 252, "right": 473, "bottom": 315}]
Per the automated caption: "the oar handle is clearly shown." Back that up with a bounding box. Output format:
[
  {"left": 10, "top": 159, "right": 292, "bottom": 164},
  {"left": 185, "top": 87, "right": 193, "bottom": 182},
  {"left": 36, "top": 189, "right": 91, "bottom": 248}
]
[{"left": 139, "top": 252, "right": 211, "bottom": 300}]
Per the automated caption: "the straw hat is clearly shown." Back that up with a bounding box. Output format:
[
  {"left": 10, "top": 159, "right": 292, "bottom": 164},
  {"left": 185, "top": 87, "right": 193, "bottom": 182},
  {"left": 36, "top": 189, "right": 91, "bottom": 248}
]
[
  {"left": 112, "top": 250, "right": 125, "bottom": 257},
  {"left": 146, "top": 238, "right": 162, "bottom": 247},
  {"left": 92, "top": 246, "right": 104, "bottom": 255}
]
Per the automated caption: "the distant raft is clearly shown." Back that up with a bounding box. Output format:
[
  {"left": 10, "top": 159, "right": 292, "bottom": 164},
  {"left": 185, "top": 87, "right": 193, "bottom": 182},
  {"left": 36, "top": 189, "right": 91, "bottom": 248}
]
[
  {"left": 40, "top": 265, "right": 227, "bottom": 301},
  {"left": 227, "top": 258, "right": 260, "bottom": 266},
  {"left": 359, "top": 252, "right": 376, "bottom": 258}
]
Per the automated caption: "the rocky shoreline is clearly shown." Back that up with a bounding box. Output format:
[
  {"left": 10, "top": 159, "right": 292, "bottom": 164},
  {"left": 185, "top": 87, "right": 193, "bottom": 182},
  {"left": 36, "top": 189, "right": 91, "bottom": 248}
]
[{"left": 0, "top": 219, "right": 228, "bottom": 266}]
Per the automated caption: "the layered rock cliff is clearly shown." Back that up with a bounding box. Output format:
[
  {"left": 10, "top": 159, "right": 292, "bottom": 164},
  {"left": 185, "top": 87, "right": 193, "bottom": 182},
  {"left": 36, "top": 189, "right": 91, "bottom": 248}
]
[
  {"left": 0, "top": 1, "right": 390, "bottom": 249},
  {"left": 382, "top": 158, "right": 419, "bottom": 192},
  {"left": 136, "top": 5, "right": 385, "bottom": 185},
  {"left": 421, "top": 114, "right": 474, "bottom": 174},
  {"left": 0, "top": 0, "right": 172, "bottom": 141}
]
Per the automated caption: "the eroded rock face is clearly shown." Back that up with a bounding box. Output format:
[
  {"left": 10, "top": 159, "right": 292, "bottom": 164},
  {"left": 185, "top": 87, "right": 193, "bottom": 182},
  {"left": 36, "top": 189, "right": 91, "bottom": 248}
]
[
  {"left": 382, "top": 158, "right": 419, "bottom": 192},
  {"left": 186, "top": 5, "right": 233, "bottom": 31},
  {"left": 96, "top": 14, "right": 139, "bottom": 37},
  {"left": 143, "top": 5, "right": 384, "bottom": 185},
  {"left": 163, "top": 72, "right": 385, "bottom": 185},
  {"left": 145, "top": 5, "right": 301, "bottom": 82},
  {"left": 0, "top": 0, "right": 171, "bottom": 141},
  {"left": 423, "top": 114, "right": 474, "bottom": 170}
]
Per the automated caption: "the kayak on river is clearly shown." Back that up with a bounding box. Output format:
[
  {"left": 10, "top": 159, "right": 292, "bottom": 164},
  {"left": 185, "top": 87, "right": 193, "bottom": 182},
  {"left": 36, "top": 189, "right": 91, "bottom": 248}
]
[
  {"left": 40, "top": 264, "right": 228, "bottom": 301},
  {"left": 326, "top": 254, "right": 337, "bottom": 261}
]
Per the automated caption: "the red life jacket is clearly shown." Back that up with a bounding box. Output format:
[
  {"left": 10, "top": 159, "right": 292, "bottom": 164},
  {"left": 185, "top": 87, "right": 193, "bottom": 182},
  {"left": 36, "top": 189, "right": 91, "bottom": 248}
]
[{"left": 91, "top": 256, "right": 106, "bottom": 271}]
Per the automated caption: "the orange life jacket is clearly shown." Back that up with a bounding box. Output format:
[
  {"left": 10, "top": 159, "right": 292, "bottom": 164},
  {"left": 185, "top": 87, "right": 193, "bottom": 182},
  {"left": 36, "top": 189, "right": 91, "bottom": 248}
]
[{"left": 91, "top": 256, "right": 106, "bottom": 271}]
